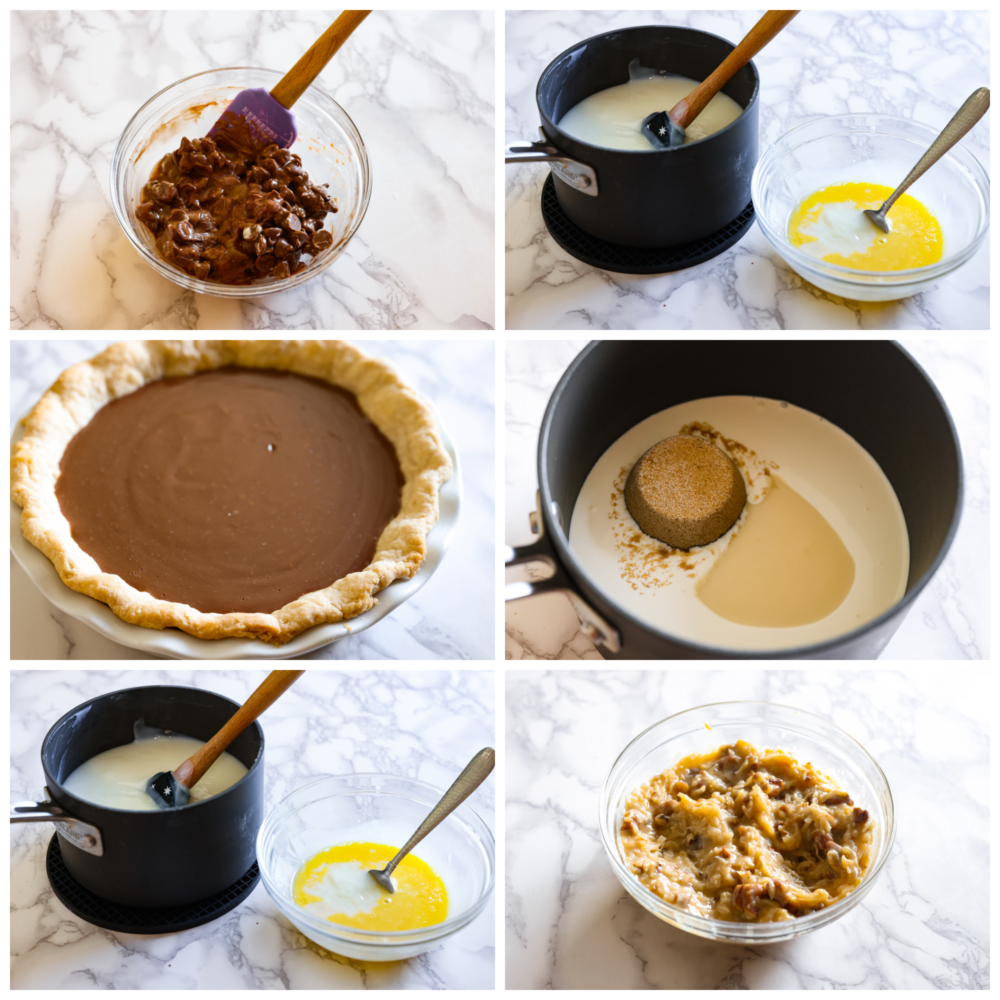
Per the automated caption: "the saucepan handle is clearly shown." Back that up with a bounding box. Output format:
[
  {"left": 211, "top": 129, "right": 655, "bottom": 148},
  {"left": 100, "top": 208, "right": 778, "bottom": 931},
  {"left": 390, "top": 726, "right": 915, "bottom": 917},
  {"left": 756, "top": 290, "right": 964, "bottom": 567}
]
[
  {"left": 10, "top": 792, "right": 104, "bottom": 856},
  {"left": 505, "top": 131, "right": 600, "bottom": 196},
  {"left": 505, "top": 494, "right": 620, "bottom": 652}
]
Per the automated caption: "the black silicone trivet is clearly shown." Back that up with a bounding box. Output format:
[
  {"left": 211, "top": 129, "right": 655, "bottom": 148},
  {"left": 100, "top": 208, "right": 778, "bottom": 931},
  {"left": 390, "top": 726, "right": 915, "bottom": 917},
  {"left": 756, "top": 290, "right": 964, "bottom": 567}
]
[
  {"left": 540, "top": 174, "right": 755, "bottom": 274},
  {"left": 46, "top": 834, "right": 260, "bottom": 934}
]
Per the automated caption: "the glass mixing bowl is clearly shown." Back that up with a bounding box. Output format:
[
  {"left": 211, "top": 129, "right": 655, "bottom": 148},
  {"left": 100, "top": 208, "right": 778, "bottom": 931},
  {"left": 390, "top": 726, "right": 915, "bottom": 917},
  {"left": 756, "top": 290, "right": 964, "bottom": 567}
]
[
  {"left": 752, "top": 113, "right": 989, "bottom": 301},
  {"left": 599, "top": 701, "right": 895, "bottom": 943},
  {"left": 110, "top": 67, "right": 372, "bottom": 298},
  {"left": 257, "top": 774, "right": 494, "bottom": 961}
]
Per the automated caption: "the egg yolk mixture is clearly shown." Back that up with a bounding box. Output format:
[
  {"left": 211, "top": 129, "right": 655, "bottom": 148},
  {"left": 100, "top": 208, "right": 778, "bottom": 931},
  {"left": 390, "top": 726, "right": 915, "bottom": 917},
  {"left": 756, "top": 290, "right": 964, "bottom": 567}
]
[
  {"left": 293, "top": 841, "right": 448, "bottom": 931},
  {"left": 788, "top": 181, "right": 943, "bottom": 271}
]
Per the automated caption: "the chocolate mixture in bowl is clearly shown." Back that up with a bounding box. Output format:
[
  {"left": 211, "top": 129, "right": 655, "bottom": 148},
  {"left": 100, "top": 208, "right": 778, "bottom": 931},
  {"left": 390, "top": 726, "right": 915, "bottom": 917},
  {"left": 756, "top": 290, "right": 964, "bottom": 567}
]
[{"left": 135, "top": 132, "right": 337, "bottom": 286}]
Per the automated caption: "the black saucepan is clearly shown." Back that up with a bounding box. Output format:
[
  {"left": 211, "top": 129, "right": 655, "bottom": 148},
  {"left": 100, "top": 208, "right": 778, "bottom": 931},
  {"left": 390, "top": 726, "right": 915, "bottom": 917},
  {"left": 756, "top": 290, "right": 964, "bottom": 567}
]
[
  {"left": 505, "top": 341, "right": 963, "bottom": 660},
  {"left": 16, "top": 686, "right": 264, "bottom": 908},
  {"left": 506, "top": 26, "right": 759, "bottom": 248}
]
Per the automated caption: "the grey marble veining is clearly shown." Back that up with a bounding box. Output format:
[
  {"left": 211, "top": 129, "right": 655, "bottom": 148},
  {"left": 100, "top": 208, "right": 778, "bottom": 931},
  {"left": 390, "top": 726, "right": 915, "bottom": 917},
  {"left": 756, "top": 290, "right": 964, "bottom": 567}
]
[
  {"left": 11, "top": 668, "right": 495, "bottom": 989},
  {"left": 10, "top": 339, "right": 495, "bottom": 661},
  {"left": 12, "top": 10, "right": 494, "bottom": 330},
  {"left": 505, "top": 668, "right": 989, "bottom": 989},
  {"left": 505, "top": 10, "right": 990, "bottom": 330},
  {"left": 504, "top": 340, "right": 989, "bottom": 660}
]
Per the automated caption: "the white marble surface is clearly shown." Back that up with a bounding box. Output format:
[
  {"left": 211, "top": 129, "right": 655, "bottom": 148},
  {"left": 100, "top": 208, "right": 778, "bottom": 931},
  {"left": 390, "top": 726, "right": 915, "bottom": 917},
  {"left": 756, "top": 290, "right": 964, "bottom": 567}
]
[
  {"left": 12, "top": 10, "right": 494, "bottom": 330},
  {"left": 10, "top": 339, "right": 495, "bottom": 661},
  {"left": 505, "top": 10, "right": 990, "bottom": 330},
  {"left": 505, "top": 339, "right": 989, "bottom": 660},
  {"left": 11, "top": 668, "right": 495, "bottom": 989},
  {"left": 505, "top": 668, "right": 989, "bottom": 989}
]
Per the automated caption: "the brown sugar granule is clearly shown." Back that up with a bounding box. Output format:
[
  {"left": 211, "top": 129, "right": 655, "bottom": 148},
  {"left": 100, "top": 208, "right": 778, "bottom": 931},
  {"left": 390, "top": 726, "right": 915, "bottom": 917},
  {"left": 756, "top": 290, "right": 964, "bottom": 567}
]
[{"left": 624, "top": 435, "right": 746, "bottom": 549}]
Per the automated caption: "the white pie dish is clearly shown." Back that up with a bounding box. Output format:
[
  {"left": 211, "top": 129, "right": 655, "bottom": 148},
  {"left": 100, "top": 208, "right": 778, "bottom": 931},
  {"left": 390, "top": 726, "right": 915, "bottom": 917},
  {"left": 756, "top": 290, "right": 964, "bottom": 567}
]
[{"left": 9, "top": 409, "right": 460, "bottom": 660}]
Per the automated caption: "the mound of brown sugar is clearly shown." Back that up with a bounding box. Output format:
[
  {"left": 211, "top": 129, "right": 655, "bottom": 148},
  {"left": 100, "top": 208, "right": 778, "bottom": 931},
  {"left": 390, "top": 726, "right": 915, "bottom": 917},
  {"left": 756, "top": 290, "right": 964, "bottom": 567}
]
[{"left": 624, "top": 435, "right": 746, "bottom": 549}]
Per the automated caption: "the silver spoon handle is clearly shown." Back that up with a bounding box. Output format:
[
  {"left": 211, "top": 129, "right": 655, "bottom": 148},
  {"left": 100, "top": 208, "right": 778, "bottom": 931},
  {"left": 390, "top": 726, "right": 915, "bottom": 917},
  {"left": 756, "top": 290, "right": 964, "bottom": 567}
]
[
  {"left": 382, "top": 748, "right": 495, "bottom": 878},
  {"left": 881, "top": 87, "right": 989, "bottom": 216}
]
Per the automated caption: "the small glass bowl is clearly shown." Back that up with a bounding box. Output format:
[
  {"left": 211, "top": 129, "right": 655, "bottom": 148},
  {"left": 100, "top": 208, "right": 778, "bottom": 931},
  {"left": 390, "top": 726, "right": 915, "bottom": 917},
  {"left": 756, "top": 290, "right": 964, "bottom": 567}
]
[
  {"left": 599, "top": 701, "right": 895, "bottom": 944},
  {"left": 110, "top": 67, "right": 372, "bottom": 298},
  {"left": 752, "top": 113, "right": 989, "bottom": 301},
  {"left": 257, "top": 774, "right": 494, "bottom": 961}
]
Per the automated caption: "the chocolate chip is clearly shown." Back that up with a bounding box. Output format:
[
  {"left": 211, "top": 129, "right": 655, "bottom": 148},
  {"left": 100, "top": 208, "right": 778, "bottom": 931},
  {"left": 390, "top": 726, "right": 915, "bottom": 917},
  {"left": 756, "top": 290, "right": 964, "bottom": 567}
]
[
  {"left": 311, "top": 230, "right": 333, "bottom": 251},
  {"left": 150, "top": 180, "right": 177, "bottom": 203},
  {"left": 210, "top": 197, "right": 233, "bottom": 220}
]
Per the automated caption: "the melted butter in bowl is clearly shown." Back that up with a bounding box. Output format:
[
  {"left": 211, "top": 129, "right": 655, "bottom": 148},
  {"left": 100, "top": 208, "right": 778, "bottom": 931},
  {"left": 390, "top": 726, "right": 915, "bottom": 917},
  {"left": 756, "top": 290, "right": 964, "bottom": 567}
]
[
  {"left": 788, "top": 181, "right": 944, "bottom": 270},
  {"left": 256, "top": 774, "right": 494, "bottom": 962},
  {"left": 750, "top": 113, "right": 987, "bottom": 301},
  {"left": 569, "top": 396, "right": 909, "bottom": 652},
  {"left": 293, "top": 841, "right": 448, "bottom": 931}
]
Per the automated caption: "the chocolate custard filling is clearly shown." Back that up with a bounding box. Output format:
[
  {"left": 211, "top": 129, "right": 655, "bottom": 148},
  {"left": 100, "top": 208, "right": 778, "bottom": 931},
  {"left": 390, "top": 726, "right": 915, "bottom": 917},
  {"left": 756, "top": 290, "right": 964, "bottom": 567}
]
[{"left": 55, "top": 367, "right": 403, "bottom": 615}]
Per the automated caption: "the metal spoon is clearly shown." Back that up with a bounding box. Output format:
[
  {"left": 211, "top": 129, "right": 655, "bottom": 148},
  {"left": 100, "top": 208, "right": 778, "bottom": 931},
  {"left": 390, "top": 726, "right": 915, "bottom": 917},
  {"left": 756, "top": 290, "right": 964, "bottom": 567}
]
[
  {"left": 369, "top": 748, "right": 495, "bottom": 893},
  {"left": 864, "top": 87, "right": 990, "bottom": 233}
]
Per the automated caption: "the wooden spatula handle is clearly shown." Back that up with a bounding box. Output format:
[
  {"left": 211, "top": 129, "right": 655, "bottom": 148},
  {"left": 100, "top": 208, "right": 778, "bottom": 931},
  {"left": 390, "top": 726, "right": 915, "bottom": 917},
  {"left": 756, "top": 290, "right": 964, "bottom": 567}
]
[
  {"left": 270, "top": 10, "right": 371, "bottom": 110},
  {"left": 672, "top": 10, "right": 799, "bottom": 129},
  {"left": 174, "top": 670, "right": 304, "bottom": 790}
]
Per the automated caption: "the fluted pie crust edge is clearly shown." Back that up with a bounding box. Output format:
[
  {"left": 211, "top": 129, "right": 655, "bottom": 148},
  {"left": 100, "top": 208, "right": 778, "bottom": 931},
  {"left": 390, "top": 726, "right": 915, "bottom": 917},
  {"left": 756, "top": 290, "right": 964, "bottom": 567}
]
[{"left": 11, "top": 340, "right": 453, "bottom": 645}]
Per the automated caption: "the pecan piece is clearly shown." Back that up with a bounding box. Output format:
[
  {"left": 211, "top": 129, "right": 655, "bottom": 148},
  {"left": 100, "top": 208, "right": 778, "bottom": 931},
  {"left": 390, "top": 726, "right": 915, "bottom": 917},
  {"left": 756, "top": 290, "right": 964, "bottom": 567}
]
[
  {"left": 732, "top": 883, "right": 767, "bottom": 916},
  {"left": 812, "top": 829, "right": 841, "bottom": 868},
  {"left": 822, "top": 792, "right": 854, "bottom": 807}
]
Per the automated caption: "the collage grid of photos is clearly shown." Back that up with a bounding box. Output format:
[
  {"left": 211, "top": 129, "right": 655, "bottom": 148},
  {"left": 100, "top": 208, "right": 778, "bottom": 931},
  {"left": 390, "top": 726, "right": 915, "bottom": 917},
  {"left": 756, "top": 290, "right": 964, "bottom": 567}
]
[{"left": 9, "top": 5, "right": 991, "bottom": 994}]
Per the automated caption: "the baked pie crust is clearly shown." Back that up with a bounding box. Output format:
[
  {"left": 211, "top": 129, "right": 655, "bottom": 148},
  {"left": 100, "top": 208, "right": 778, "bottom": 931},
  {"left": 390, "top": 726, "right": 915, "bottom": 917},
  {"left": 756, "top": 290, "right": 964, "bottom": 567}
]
[{"left": 11, "top": 340, "right": 453, "bottom": 645}]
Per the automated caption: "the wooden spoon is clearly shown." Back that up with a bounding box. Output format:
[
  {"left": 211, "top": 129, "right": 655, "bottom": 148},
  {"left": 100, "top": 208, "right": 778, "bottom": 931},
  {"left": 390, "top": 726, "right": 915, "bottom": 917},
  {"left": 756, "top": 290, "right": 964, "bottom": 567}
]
[
  {"left": 642, "top": 10, "right": 799, "bottom": 149},
  {"left": 146, "top": 670, "right": 304, "bottom": 809},
  {"left": 208, "top": 10, "right": 371, "bottom": 150}
]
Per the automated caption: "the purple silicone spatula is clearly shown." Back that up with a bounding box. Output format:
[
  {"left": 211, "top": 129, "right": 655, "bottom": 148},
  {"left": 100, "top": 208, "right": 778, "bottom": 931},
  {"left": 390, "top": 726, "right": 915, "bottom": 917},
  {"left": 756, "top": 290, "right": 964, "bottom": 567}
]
[{"left": 208, "top": 10, "right": 371, "bottom": 151}]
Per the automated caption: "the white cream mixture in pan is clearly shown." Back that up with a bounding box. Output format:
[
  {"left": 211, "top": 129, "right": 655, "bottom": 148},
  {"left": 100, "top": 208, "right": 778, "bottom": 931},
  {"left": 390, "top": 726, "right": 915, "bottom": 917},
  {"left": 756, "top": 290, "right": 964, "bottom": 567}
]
[
  {"left": 63, "top": 724, "right": 248, "bottom": 810},
  {"left": 568, "top": 396, "right": 909, "bottom": 651},
  {"left": 559, "top": 70, "right": 743, "bottom": 150}
]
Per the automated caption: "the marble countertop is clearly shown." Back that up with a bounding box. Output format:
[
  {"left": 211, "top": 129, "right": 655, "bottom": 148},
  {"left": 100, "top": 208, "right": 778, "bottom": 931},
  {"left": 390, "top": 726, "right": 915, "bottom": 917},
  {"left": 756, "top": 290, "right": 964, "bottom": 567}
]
[
  {"left": 11, "top": 668, "right": 495, "bottom": 989},
  {"left": 505, "top": 339, "right": 989, "bottom": 660},
  {"left": 11, "top": 339, "right": 495, "bottom": 661},
  {"left": 505, "top": 668, "right": 989, "bottom": 989},
  {"left": 505, "top": 10, "right": 990, "bottom": 330},
  {"left": 12, "top": 10, "right": 494, "bottom": 330}
]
